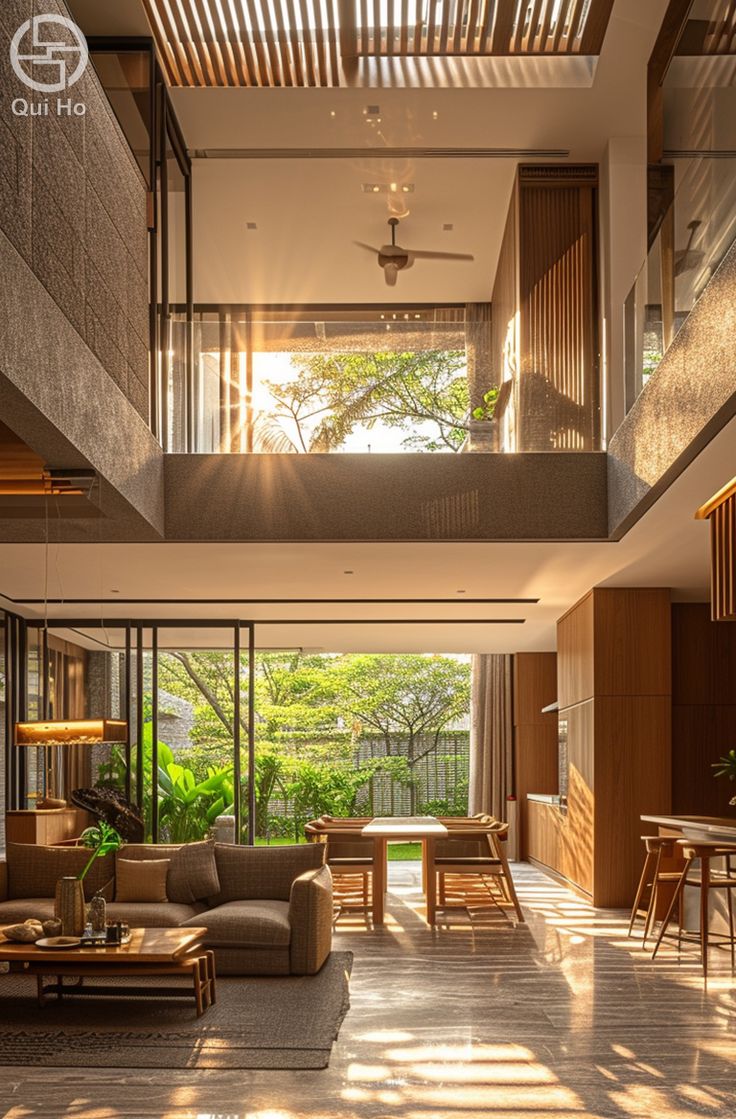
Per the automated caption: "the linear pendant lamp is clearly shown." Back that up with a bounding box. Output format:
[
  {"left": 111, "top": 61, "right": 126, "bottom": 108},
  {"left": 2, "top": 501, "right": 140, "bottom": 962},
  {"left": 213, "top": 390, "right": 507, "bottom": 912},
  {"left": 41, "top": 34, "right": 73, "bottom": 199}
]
[
  {"left": 14, "top": 719, "right": 128, "bottom": 747},
  {"left": 14, "top": 720, "right": 127, "bottom": 747}
]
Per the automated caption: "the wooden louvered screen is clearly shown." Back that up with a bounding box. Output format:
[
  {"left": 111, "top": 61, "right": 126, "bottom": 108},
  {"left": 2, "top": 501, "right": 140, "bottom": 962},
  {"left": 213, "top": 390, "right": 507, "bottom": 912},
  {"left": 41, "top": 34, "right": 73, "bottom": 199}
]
[
  {"left": 142, "top": 0, "right": 616, "bottom": 88},
  {"left": 142, "top": 0, "right": 342, "bottom": 87},
  {"left": 359, "top": 0, "right": 613, "bottom": 57},
  {"left": 696, "top": 480, "right": 736, "bottom": 621},
  {"left": 517, "top": 165, "right": 599, "bottom": 452}
]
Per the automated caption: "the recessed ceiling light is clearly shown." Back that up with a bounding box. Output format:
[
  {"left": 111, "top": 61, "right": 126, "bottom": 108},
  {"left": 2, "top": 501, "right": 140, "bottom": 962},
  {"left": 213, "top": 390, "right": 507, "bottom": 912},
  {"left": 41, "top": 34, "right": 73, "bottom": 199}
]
[
  {"left": 432, "top": 111, "right": 439, "bottom": 120},
  {"left": 246, "top": 222, "right": 257, "bottom": 230},
  {"left": 443, "top": 223, "right": 454, "bottom": 231},
  {"left": 343, "top": 570, "right": 354, "bottom": 575},
  {"left": 366, "top": 104, "right": 380, "bottom": 115},
  {"left": 330, "top": 110, "right": 336, "bottom": 117}
]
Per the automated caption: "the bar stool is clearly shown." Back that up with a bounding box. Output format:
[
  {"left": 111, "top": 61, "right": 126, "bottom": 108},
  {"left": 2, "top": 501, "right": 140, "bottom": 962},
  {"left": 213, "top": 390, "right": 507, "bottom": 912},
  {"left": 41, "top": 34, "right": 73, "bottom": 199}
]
[
  {"left": 651, "top": 840, "right": 736, "bottom": 978},
  {"left": 628, "top": 836, "right": 683, "bottom": 946}
]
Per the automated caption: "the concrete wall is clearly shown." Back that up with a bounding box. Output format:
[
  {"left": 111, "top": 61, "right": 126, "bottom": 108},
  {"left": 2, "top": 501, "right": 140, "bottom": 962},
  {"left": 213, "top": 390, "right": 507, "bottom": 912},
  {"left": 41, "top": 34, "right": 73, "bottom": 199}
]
[
  {"left": 164, "top": 452, "right": 609, "bottom": 542},
  {"left": 0, "top": 0, "right": 149, "bottom": 418},
  {"left": 608, "top": 236, "right": 736, "bottom": 536}
]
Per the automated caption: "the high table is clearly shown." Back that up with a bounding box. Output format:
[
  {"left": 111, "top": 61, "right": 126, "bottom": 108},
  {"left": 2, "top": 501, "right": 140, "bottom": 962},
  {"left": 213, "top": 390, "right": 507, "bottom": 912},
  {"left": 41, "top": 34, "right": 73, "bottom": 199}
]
[
  {"left": 361, "top": 815, "right": 449, "bottom": 925},
  {"left": 641, "top": 814, "right": 736, "bottom": 927}
]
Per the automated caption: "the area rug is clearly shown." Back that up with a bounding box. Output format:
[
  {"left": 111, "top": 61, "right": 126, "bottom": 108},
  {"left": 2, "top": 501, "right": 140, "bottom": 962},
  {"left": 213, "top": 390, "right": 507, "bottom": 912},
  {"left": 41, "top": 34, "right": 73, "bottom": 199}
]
[{"left": 0, "top": 951, "right": 352, "bottom": 1070}]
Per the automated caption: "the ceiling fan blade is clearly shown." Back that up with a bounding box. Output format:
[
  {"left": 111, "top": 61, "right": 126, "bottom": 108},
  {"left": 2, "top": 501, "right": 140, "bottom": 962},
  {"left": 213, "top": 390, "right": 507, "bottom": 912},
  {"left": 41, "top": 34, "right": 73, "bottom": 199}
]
[
  {"left": 384, "top": 263, "right": 399, "bottom": 286},
  {"left": 408, "top": 250, "right": 475, "bottom": 261},
  {"left": 354, "top": 241, "right": 380, "bottom": 255}
]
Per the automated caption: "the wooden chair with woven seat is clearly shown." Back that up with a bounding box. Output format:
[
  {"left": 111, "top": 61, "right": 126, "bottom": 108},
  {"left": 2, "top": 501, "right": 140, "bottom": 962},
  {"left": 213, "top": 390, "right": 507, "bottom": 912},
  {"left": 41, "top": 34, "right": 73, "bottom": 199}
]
[
  {"left": 651, "top": 839, "right": 736, "bottom": 978},
  {"left": 305, "top": 818, "right": 376, "bottom": 917},
  {"left": 628, "top": 835, "right": 684, "bottom": 947},
  {"left": 432, "top": 820, "right": 524, "bottom": 923}
]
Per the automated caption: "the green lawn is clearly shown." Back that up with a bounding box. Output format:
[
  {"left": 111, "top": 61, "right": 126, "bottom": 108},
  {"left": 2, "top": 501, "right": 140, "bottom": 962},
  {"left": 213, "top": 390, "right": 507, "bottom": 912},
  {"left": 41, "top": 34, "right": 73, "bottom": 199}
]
[{"left": 254, "top": 836, "right": 422, "bottom": 861}]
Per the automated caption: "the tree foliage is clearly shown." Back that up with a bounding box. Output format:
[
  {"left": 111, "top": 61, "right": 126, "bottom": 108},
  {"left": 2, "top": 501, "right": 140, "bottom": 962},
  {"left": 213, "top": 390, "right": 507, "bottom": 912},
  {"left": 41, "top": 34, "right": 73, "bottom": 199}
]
[{"left": 262, "top": 350, "right": 497, "bottom": 453}]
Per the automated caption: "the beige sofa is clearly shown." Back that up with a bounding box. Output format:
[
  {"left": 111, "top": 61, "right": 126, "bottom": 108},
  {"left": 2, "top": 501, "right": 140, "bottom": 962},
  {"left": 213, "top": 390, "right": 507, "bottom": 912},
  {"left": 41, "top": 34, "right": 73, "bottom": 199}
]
[{"left": 0, "top": 839, "right": 333, "bottom": 975}]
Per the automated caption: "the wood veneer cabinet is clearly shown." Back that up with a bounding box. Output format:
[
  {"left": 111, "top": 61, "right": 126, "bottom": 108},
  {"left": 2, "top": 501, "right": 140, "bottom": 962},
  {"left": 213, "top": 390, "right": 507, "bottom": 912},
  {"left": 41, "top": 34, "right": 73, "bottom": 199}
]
[
  {"left": 533, "top": 588, "right": 672, "bottom": 908},
  {"left": 513, "top": 653, "right": 557, "bottom": 859}
]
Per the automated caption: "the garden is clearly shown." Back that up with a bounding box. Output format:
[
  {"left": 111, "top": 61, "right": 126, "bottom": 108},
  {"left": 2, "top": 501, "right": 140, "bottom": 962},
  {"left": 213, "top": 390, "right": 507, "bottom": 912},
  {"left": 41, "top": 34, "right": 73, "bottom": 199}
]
[{"left": 98, "top": 653, "right": 471, "bottom": 855}]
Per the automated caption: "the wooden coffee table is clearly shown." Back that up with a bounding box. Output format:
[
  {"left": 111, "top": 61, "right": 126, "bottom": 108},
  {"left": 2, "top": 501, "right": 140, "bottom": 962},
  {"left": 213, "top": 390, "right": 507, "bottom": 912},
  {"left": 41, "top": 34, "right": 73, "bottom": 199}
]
[{"left": 0, "top": 927, "right": 216, "bottom": 1017}]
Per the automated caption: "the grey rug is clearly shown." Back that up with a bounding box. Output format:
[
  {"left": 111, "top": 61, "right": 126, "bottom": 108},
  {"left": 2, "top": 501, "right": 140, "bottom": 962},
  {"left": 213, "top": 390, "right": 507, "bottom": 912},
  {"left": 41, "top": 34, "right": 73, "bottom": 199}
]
[{"left": 0, "top": 951, "right": 352, "bottom": 1070}]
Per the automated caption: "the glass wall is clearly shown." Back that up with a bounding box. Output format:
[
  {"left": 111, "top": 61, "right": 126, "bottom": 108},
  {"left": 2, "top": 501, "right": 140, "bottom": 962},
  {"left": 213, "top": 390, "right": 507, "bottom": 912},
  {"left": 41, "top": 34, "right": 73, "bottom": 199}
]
[{"left": 166, "top": 307, "right": 517, "bottom": 454}]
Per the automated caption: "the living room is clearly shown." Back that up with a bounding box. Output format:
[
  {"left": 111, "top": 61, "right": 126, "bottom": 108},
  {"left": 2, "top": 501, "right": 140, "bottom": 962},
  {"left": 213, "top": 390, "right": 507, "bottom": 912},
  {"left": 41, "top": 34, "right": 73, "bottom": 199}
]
[{"left": 3, "top": 1, "right": 736, "bottom": 1117}]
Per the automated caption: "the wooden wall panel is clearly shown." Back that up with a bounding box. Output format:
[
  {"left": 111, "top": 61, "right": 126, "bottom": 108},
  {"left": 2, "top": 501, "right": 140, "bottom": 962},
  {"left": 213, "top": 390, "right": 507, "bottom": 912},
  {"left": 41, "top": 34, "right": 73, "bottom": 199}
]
[
  {"left": 671, "top": 603, "right": 736, "bottom": 819},
  {"left": 672, "top": 602, "right": 736, "bottom": 704},
  {"left": 557, "top": 592, "right": 594, "bottom": 708},
  {"left": 593, "top": 588, "right": 672, "bottom": 697},
  {"left": 593, "top": 695, "right": 672, "bottom": 908},
  {"left": 561, "top": 700, "right": 594, "bottom": 895},
  {"left": 518, "top": 168, "right": 599, "bottom": 452},
  {"left": 513, "top": 652, "right": 558, "bottom": 858},
  {"left": 513, "top": 652, "right": 557, "bottom": 725},
  {"left": 551, "top": 587, "right": 672, "bottom": 908}
]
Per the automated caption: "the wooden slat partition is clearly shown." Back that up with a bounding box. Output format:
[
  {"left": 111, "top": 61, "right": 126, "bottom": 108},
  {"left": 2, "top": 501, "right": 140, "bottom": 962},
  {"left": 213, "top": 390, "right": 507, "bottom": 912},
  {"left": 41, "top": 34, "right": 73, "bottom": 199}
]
[
  {"left": 517, "top": 164, "right": 599, "bottom": 452},
  {"left": 142, "top": 0, "right": 616, "bottom": 88},
  {"left": 696, "top": 478, "right": 736, "bottom": 621}
]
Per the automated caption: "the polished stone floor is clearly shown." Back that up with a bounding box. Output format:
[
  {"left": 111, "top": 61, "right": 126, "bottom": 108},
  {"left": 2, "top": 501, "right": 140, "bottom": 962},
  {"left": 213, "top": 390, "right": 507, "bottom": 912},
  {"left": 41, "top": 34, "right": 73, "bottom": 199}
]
[{"left": 2, "top": 861, "right": 736, "bottom": 1119}]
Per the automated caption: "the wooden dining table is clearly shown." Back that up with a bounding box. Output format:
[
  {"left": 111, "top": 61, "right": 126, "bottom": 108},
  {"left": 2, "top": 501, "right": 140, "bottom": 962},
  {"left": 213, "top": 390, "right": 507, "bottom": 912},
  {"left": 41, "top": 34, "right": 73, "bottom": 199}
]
[{"left": 361, "top": 815, "right": 449, "bottom": 925}]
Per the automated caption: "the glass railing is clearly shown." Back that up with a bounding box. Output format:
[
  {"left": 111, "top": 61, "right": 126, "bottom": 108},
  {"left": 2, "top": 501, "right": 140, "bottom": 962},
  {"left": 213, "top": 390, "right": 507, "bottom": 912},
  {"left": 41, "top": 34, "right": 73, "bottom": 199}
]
[
  {"left": 158, "top": 312, "right": 604, "bottom": 455},
  {"left": 160, "top": 316, "right": 503, "bottom": 455},
  {"left": 624, "top": 156, "right": 736, "bottom": 411}
]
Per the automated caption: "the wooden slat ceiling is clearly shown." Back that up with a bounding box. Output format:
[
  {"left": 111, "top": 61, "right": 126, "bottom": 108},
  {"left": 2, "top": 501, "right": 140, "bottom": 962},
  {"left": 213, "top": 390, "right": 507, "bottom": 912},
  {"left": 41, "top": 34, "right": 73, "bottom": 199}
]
[{"left": 142, "top": 0, "right": 616, "bottom": 88}]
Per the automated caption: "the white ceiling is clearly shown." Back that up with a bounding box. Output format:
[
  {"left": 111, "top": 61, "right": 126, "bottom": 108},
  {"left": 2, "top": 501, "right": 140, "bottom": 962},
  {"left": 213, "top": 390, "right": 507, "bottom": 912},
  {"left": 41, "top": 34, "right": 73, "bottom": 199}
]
[
  {"left": 191, "top": 157, "right": 514, "bottom": 304},
  {"left": 68, "top": 0, "right": 670, "bottom": 304},
  {"left": 2, "top": 411, "right": 733, "bottom": 654}
]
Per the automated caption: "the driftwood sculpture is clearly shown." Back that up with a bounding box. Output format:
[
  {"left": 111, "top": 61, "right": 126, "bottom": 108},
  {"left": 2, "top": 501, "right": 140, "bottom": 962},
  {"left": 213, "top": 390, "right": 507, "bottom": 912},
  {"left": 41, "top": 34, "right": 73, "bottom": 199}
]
[{"left": 71, "top": 786, "right": 145, "bottom": 842}]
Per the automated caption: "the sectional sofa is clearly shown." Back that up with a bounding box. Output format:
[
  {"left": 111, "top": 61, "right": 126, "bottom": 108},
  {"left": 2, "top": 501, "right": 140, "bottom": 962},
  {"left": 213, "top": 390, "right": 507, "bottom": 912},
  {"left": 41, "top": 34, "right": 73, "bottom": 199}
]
[{"left": 0, "top": 839, "right": 333, "bottom": 975}]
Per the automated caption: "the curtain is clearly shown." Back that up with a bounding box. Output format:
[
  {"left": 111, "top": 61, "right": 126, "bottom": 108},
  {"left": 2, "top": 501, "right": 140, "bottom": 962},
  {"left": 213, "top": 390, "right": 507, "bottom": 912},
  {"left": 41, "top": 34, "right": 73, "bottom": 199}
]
[{"left": 468, "top": 653, "right": 513, "bottom": 820}]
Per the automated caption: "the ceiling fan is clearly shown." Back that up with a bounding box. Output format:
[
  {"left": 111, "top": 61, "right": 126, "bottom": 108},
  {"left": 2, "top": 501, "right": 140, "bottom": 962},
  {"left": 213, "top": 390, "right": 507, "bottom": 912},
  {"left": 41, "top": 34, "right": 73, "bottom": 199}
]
[{"left": 354, "top": 217, "right": 475, "bottom": 286}]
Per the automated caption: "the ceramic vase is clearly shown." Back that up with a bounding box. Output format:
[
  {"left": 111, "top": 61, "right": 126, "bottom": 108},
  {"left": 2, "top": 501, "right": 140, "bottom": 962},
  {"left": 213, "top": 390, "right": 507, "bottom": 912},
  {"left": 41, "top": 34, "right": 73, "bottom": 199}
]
[{"left": 54, "top": 876, "right": 85, "bottom": 936}]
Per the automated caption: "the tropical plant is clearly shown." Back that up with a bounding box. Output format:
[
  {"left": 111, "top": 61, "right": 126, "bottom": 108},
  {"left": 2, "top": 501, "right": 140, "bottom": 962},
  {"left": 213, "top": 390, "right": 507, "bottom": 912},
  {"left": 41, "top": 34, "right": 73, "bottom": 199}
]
[
  {"left": 157, "top": 742, "right": 234, "bottom": 843},
  {"left": 78, "top": 821, "right": 122, "bottom": 880},
  {"left": 713, "top": 749, "right": 736, "bottom": 806}
]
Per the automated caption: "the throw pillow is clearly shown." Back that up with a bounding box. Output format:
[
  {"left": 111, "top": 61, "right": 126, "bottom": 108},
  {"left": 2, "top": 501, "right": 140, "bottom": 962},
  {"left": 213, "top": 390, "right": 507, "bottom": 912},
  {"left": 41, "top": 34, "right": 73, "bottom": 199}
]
[
  {"left": 115, "top": 858, "right": 170, "bottom": 903},
  {"left": 167, "top": 840, "right": 220, "bottom": 904},
  {"left": 7, "top": 842, "right": 115, "bottom": 901}
]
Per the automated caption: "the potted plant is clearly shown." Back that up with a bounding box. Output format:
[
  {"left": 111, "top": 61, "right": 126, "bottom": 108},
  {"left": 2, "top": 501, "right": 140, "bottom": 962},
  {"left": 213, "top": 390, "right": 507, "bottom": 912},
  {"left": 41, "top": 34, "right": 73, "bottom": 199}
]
[
  {"left": 712, "top": 750, "right": 736, "bottom": 808},
  {"left": 55, "top": 821, "right": 122, "bottom": 935}
]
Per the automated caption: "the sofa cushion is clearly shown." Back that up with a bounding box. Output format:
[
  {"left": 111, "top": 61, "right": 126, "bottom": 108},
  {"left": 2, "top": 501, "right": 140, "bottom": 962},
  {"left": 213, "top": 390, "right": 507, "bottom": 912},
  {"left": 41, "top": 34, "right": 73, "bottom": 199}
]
[
  {"left": 211, "top": 843, "right": 325, "bottom": 903},
  {"left": 115, "top": 858, "right": 170, "bottom": 903},
  {"left": 167, "top": 840, "right": 220, "bottom": 904},
  {"left": 0, "top": 898, "right": 56, "bottom": 924},
  {"left": 104, "top": 901, "right": 202, "bottom": 928},
  {"left": 187, "top": 900, "right": 291, "bottom": 948},
  {"left": 7, "top": 843, "right": 114, "bottom": 901}
]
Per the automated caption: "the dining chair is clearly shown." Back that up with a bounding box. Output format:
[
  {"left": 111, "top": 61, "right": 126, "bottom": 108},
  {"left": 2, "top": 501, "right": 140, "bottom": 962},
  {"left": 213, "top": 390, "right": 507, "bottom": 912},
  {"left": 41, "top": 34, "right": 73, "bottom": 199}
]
[
  {"left": 305, "top": 818, "right": 376, "bottom": 915},
  {"left": 432, "top": 820, "right": 524, "bottom": 922}
]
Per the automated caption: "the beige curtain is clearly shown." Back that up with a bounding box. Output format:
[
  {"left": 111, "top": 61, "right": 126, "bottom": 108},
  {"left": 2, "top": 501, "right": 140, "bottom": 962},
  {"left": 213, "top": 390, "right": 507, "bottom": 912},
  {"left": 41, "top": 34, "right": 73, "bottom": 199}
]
[{"left": 468, "top": 654, "right": 513, "bottom": 819}]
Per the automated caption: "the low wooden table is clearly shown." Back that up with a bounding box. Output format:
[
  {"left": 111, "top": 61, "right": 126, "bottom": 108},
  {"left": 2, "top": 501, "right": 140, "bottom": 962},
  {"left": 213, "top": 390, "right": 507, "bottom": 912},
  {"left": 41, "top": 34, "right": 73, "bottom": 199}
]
[
  {"left": 362, "top": 816, "right": 449, "bottom": 925},
  {"left": 0, "top": 927, "right": 216, "bottom": 1018}
]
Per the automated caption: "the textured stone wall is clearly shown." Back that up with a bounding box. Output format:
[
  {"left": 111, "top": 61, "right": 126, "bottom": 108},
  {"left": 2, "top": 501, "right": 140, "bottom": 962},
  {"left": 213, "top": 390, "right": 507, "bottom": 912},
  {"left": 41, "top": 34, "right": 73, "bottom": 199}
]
[
  {"left": 164, "top": 451, "right": 609, "bottom": 541},
  {"left": 608, "top": 237, "right": 736, "bottom": 536},
  {"left": 0, "top": 0, "right": 149, "bottom": 419}
]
